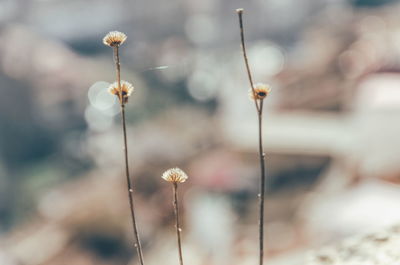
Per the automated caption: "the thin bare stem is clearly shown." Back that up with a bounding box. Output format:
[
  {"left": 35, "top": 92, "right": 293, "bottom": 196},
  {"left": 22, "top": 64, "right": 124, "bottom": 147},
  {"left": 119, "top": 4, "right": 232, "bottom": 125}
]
[
  {"left": 257, "top": 99, "right": 266, "bottom": 265},
  {"left": 113, "top": 46, "right": 123, "bottom": 103},
  {"left": 173, "top": 182, "right": 184, "bottom": 265},
  {"left": 237, "top": 9, "right": 260, "bottom": 112},
  {"left": 121, "top": 106, "right": 145, "bottom": 265},
  {"left": 113, "top": 45, "right": 145, "bottom": 265},
  {"left": 237, "top": 9, "right": 267, "bottom": 265}
]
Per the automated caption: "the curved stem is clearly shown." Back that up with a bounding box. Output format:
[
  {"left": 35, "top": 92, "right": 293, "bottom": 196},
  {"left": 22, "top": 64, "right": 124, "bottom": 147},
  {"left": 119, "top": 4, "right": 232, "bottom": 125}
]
[
  {"left": 237, "top": 9, "right": 260, "bottom": 112},
  {"left": 173, "top": 182, "right": 184, "bottom": 265}
]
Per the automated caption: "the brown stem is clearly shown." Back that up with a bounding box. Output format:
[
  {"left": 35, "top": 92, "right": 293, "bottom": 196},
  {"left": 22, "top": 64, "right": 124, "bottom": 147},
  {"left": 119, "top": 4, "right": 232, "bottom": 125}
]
[
  {"left": 237, "top": 9, "right": 260, "bottom": 112},
  {"left": 114, "top": 45, "right": 145, "bottom": 265},
  {"left": 121, "top": 105, "right": 145, "bottom": 265},
  {"left": 113, "top": 46, "right": 123, "bottom": 103},
  {"left": 237, "top": 9, "right": 266, "bottom": 265},
  {"left": 257, "top": 100, "right": 266, "bottom": 265},
  {"left": 173, "top": 182, "right": 184, "bottom": 265}
]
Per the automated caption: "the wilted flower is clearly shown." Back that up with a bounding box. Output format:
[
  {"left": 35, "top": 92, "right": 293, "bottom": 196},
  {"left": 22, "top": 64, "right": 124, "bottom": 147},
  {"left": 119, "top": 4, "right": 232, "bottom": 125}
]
[
  {"left": 162, "top": 168, "right": 188, "bottom": 183},
  {"left": 103, "top": 31, "right": 127, "bottom": 47},
  {"left": 108, "top": 80, "right": 134, "bottom": 104},
  {"left": 249, "top": 83, "right": 271, "bottom": 100}
]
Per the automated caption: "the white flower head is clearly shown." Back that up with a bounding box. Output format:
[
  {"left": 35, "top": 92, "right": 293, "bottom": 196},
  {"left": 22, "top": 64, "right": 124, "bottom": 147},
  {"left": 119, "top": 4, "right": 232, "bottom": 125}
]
[
  {"left": 103, "top": 31, "right": 127, "bottom": 47},
  {"left": 162, "top": 168, "right": 188, "bottom": 183}
]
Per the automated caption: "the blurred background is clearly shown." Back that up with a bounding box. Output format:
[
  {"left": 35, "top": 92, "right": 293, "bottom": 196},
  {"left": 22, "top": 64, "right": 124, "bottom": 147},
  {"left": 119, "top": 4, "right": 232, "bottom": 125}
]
[{"left": 2, "top": 0, "right": 400, "bottom": 264}]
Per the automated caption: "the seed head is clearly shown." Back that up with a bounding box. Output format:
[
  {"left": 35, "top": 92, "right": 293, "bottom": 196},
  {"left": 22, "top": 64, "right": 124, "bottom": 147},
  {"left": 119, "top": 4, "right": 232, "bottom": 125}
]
[
  {"left": 249, "top": 83, "right": 271, "bottom": 100},
  {"left": 236, "top": 8, "right": 244, "bottom": 14},
  {"left": 162, "top": 168, "right": 188, "bottom": 183},
  {"left": 108, "top": 80, "right": 134, "bottom": 104},
  {"left": 103, "top": 31, "right": 127, "bottom": 47}
]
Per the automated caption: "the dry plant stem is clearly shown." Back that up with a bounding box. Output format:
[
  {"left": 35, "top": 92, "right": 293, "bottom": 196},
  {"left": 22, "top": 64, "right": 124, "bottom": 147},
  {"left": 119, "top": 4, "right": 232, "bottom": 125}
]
[
  {"left": 237, "top": 9, "right": 266, "bottom": 265},
  {"left": 114, "top": 46, "right": 145, "bottom": 265},
  {"left": 113, "top": 46, "right": 122, "bottom": 101},
  {"left": 173, "top": 182, "right": 184, "bottom": 265},
  {"left": 237, "top": 10, "right": 260, "bottom": 112},
  {"left": 257, "top": 100, "right": 266, "bottom": 265},
  {"left": 121, "top": 106, "right": 145, "bottom": 265}
]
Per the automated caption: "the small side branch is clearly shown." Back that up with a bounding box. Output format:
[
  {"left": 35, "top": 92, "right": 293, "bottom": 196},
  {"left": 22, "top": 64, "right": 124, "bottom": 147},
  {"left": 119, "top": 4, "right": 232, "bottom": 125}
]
[{"left": 237, "top": 9, "right": 260, "bottom": 112}]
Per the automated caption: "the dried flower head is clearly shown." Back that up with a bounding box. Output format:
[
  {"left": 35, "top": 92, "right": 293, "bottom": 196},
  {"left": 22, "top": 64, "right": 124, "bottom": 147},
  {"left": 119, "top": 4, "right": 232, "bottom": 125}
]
[
  {"left": 162, "top": 168, "right": 188, "bottom": 183},
  {"left": 103, "top": 31, "right": 127, "bottom": 47},
  {"left": 108, "top": 80, "right": 134, "bottom": 104},
  {"left": 249, "top": 83, "right": 271, "bottom": 100},
  {"left": 236, "top": 8, "right": 244, "bottom": 14}
]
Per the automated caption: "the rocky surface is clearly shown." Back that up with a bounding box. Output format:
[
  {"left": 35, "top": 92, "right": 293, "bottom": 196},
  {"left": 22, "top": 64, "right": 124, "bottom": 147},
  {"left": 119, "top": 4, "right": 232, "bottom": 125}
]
[{"left": 308, "top": 225, "right": 400, "bottom": 265}]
